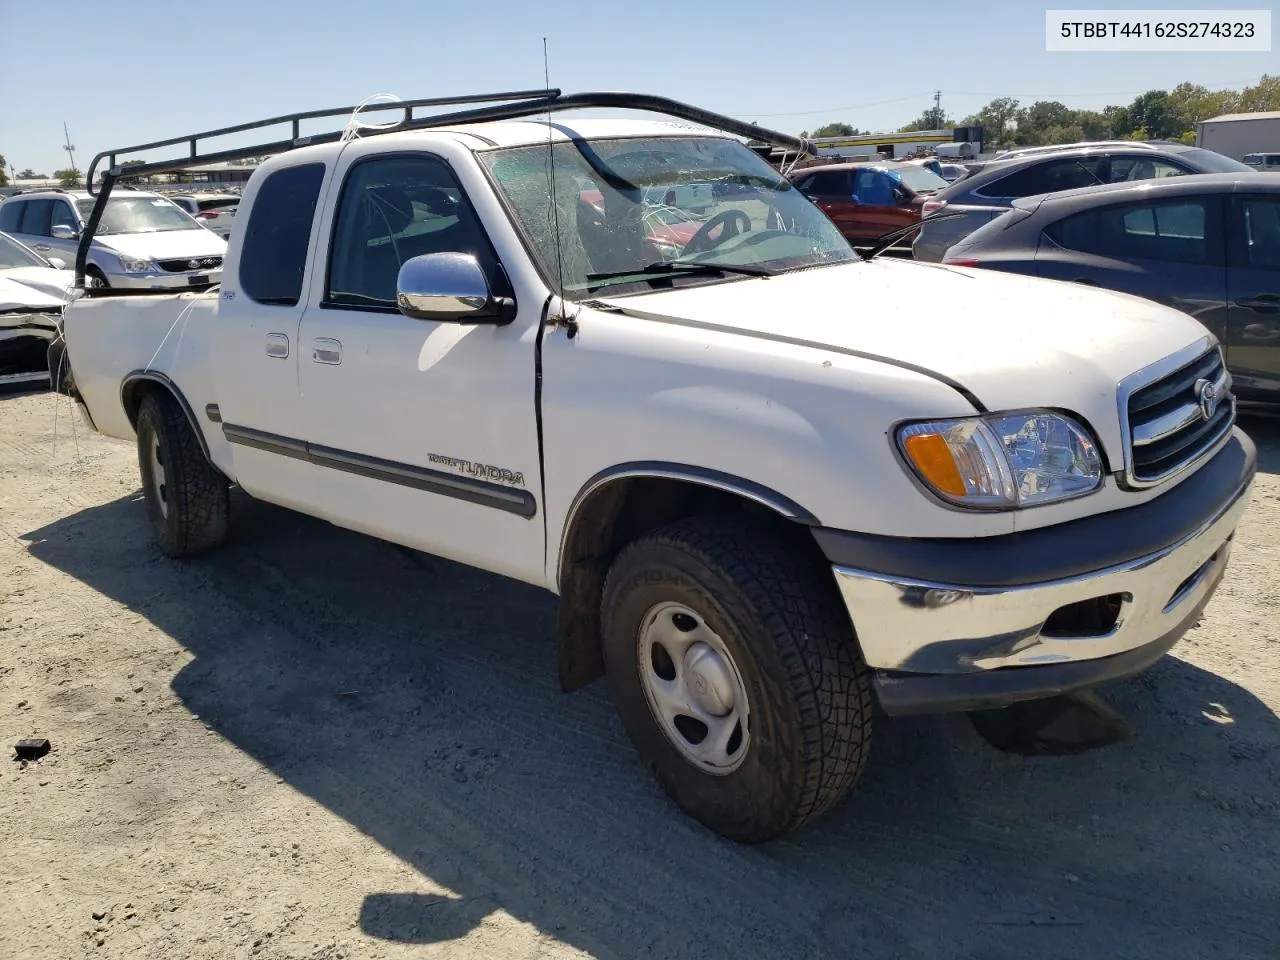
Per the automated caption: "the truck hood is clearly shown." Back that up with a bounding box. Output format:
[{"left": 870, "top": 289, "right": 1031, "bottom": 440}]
[
  {"left": 593, "top": 257, "right": 1212, "bottom": 462},
  {"left": 96, "top": 229, "right": 227, "bottom": 261},
  {"left": 0, "top": 270, "right": 72, "bottom": 312}
]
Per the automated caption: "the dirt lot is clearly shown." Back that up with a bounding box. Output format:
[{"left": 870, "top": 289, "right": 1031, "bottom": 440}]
[{"left": 2, "top": 388, "right": 1278, "bottom": 960}]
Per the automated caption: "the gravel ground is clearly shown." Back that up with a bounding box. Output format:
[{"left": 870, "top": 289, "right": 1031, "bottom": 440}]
[{"left": 2, "top": 387, "right": 1278, "bottom": 960}]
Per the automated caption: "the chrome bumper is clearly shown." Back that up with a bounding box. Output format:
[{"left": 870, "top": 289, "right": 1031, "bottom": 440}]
[
  {"left": 107, "top": 269, "right": 222, "bottom": 290},
  {"left": 832, "top": 475, "right": 1252, "bottom": 676}
]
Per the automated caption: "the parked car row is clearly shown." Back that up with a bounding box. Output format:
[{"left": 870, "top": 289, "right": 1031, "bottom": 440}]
[
  {"left": 911, "top": 140, "right": 1252, "bottom": 262},
  {"left": 938, "top": 174, "right": 1280, "bottom": 409},
  {"left": 786, "top": 160, "right": 950, "bottom": 247},
  {"left": 0, "top": 188, "right": 227, "bottom": 290}
]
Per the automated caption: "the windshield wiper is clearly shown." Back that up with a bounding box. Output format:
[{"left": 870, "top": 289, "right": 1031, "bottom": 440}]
[
  {"left": 586, "top": 260, "right": 772, "bottom": 283},
  {"left": 859, "top": 211, "right": 968, "bottom": 261}
]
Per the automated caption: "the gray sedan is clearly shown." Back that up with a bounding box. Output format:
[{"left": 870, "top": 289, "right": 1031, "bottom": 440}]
[
  {"left": 938, "top": 172, "right": 1280, "bottom": 411},
  {"left": 910, "top": 142, "right": 1251, "bottom": 263}
]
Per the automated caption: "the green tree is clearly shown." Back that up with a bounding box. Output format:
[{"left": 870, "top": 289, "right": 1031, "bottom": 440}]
[
  {"left": 1237, "top": 74, "right": 1279, "bottom": 112},
  {"left": 1166, "top": 82, "right": 1237, "bottom": 130},
  {"left": 958, "top": 97, "right": 1020, "bottom": 149},
  {"left": 800, "top": 122, "right": 859, "bottom": 138},
  {"left": 1103, "top": 104, "right": 1133, "bottom": 137},
  {"left": 54, "top": 167, "right": 82, "bottom": 187},
  {"left": 1124, "top": 90, "right": 1180, "bottom": 139},
  {"left": 899, "top": 106, "right": 951, "bottom": 132},
  {"left": 17, "top": 168, "right": 43, "bottom": 179},
  {"left": 0, "top": 155, "right": 7, "bottom": 187},
  {"left": 1074, "top": 110, "right": 1112, "bottom": 140}
]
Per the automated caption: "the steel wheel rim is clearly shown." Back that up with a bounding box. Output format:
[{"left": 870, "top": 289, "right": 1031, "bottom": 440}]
[
  {"left": 149, "top": 431, "right": 168, "bottom": 519},
  {"left": 637, "top": 601, "right": 751, "bottom": 775}
]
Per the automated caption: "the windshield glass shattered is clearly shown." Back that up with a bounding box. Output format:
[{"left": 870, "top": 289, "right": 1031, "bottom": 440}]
[
  {"left": 480, "top": 136, "right": 856, "bottom": 297},
  {"left": 75, "top": 196, "right": 200, "bottom": 235}
]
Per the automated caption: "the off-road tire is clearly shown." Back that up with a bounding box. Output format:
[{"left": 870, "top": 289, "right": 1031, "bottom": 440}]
[
  {"left": 601, "top": 515, "right": 873, "bottom": 843},
  {"left": 136, "top": 391, "right": 229, "bottom": 557}
]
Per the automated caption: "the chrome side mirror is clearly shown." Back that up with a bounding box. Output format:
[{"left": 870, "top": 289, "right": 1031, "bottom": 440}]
[
  {"left": 396, "top": 252, "right": 514, "bottom": 324},
  {"left": 51, "top": 224, "right": 79, "bottom": 240}
]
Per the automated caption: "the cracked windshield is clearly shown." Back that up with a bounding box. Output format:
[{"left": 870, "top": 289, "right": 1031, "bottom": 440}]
[{"left": 481, "top": 136, "right": 856, "bottom": 296}]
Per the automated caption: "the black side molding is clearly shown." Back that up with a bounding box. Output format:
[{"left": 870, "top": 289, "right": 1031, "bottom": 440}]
[
  {"left": 222, "top": 424, "right": 537, "bottom": 518},
  {"left": 813, "top": 427, "right": 1257, "bottom": 588}
]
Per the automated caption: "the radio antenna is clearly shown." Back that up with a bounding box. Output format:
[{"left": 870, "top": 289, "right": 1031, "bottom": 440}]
[{"left": 543, "top": 37, "right": 567, "bottom": 318}]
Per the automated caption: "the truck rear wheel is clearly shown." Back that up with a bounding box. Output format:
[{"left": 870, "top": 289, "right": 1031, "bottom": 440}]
[
  {"left": 136, "top": 391, "right": 229, "bottom": 558},
  {"left": 600, "top": 515, "right": 872, "bottom": 842}
]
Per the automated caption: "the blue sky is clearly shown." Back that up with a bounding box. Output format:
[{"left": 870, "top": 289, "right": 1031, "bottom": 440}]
[{"left": 1, "top": 0, "right": 1274, "bottom": 175}]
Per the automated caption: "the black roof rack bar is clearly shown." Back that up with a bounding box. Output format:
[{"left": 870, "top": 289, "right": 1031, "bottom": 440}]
[
  {"left": 75, "top": 90, "right": 814, "bottom": 289},
  {"left": 85, "top": 88, "right": 560, "bottom": 194},
  {"left": 85, "top": 89, "right": 814, "bottom": 191}
]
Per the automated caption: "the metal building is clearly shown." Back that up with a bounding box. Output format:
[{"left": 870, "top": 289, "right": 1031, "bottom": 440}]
[{"left": 1195, "top": 111, "right": 1280, "bottom": 160}]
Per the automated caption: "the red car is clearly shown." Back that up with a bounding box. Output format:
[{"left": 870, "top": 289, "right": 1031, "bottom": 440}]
[{"left": 786, "top": 162, "right": 949, "bottom": 246}]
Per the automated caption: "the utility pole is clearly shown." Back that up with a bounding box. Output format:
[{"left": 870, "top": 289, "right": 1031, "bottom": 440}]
[
  {"left": 933, "top": 90, "right": 942, "bottom": 129},
  {"left": 62, "top": 122, "right": 79, "bottom": 185}
]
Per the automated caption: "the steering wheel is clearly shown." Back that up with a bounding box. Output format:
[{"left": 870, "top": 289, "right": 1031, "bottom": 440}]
[{"left": 682, "top": 208, "right": 752, "bottom": 257}]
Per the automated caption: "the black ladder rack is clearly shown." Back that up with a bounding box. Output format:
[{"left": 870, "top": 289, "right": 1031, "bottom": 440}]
[{"left": 76, "top": 89, "right": 816, "bottom": 287}]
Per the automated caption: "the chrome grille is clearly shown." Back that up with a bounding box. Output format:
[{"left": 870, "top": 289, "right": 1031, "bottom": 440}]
[
  {"left": 1123, "top": 342, "right": 1233, "bottom": 487},
  {"left": 156, "top": 256, "right": 222, "bottom": 273}
]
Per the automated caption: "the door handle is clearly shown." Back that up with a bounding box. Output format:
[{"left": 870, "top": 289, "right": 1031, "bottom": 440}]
[
  {"left": 1241, "top": 322, "right": 1280, "bottom": 342},
  {"left": 1236, "top": 295, "right": 1280, "bottom": 314},
  {"left": 312, "top": 338, "right": 342, "bottom": 365},
  {"left": 265, "top": 333, "right": 290, "bottom": 358},
  {"left": 34, "top": 243, "right": 51, "bottom": 251}
]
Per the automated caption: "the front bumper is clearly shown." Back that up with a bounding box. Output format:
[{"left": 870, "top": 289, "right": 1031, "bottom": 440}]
[
  {"left": 106, "top": 268, "right": 222, "bottom": 290},
  {"left": 817, "top": 428, "right": 1257, "bottom": 715}
]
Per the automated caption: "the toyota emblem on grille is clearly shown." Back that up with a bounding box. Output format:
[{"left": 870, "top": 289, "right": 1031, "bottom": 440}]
[{"left": 1194, "top": 378, "right": 1219, "bottom": 421}]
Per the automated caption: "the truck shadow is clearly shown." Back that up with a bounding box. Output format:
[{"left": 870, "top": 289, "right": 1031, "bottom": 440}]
[{"left": 19, "top": 490, "right": 1280, "bottom": 960}]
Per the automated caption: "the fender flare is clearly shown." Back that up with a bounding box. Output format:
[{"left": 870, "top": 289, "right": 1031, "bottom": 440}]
[
  {"left": 120, "top": 370, "right": 215, "bottom": 464},
  {"left": 552, "top": 461, "right": 821, "bottom": 692},
  {"left": 556, "top": 460, "right": 818, "bottom": 583}
]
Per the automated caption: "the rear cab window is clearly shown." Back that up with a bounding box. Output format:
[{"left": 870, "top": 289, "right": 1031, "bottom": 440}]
[{"left": 238, "top": 163, "right": 326, "bottom": 306}]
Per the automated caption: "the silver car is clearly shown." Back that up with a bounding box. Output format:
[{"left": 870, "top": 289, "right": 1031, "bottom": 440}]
[
  {"left": 0, "top": 188, "right": 227, "bottom": 290},
  {"left": 911, "top": 143, "right": 1251, "bottom": 263}
]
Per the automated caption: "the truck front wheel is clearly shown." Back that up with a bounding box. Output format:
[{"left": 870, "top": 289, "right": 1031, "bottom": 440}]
[
  {"left": 601, "top": 515, "right": 872, "bottom": 842},
  {"left": 136, "top": 391, "right": 229, "bottom": 558}
]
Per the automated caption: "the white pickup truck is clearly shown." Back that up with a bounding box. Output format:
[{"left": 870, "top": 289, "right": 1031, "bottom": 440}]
[{"left": 56, "top": 91, "right": 1258, "bottom": 843}]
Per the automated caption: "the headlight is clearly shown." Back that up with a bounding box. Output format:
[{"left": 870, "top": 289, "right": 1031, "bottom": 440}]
[
  {"left": 896, "top": 411, "right": 1102, "bottom": 509},
  {"left": 118, "top": 256, "right": 153, "bottom": 274}
]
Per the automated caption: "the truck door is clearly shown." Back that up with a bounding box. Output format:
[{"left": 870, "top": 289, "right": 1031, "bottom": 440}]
[
  {"left": 1225, "top": 193, "right": 1280, "bottom": 404},
  {"left": 209, "top": 159, "right": 334, "bottom": 512},
  {"left": 295, "top": 142, "right": 546, "bottom": 586}
]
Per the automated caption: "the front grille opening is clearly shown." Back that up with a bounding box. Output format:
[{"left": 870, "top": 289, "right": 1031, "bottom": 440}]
[
  {"left": 1040, "top": 593, "right": 1127, "bottom": 639},
  {"left": 156, "top": 256, "right": 223, "bottom": 273},
  {"left": 1127, "top": 346, "right": 1232, "bottom": 484}
]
